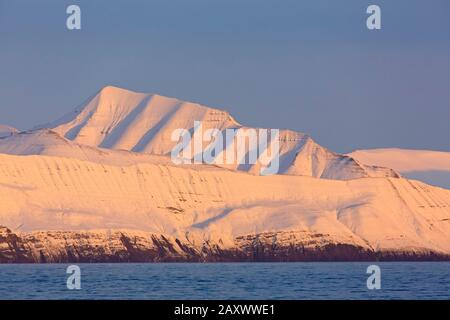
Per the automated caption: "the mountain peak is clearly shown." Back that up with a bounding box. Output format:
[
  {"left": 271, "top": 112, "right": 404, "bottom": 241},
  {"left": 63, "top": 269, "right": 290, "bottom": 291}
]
[
  {"left": 97, "top": 85, "right": 149, "bottom": 101},
  {"left": 99, "top": 85, "right": 134, "bottom": 94},
  {"left": 26, "top": 86, "right": 398, "bottom": 179},
  {"left": 47, "top": 86, "right": 239, "bottom": 152}
]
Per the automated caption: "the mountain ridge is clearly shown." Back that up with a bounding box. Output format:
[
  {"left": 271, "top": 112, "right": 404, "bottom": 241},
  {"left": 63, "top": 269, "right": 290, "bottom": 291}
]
[
  {"left": 0, "top": 151, "right": 449, "bottom": 257},
  {"left": 1, "top": 86, "right": 449, "bottom": 262},
  {"left": 29, "top": 85, "right": 400, "bottom": 180}
]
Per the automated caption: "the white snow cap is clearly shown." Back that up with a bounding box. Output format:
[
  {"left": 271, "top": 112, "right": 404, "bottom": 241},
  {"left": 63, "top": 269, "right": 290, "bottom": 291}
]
[{"left": 34, "top": 86, "right": 400, "bottom": 180}]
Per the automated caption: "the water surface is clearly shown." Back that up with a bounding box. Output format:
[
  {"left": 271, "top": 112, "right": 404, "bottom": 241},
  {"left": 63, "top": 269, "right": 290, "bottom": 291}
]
[{"left": 0, "top": 262, "right": 448, "bottom": 300}]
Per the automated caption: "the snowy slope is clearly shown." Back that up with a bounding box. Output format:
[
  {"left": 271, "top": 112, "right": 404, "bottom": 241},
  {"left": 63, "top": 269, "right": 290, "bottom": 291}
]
[
  {"left": 349, "top": 149, "right": 450, "bottom": 189},
  {"left": 45, "top": 86, "right": 239, "bottom": 153},
  {"left": 0, "top": 152, "right": 449, "bottom": 255},
  {"left": 0, "top": 125, "right": 17, "bottom": 138},
  {"left": 38, "top": 86, "right": 398, "bottom": 179},
  {"left": 1, "top": 86, "right": 448, "bottom": 261},
  {"left": 0, "top": 129, "right": 194, "bottom": 167},
  {"left": 0, "top": 128, "right": 398, "bottom": 180}
]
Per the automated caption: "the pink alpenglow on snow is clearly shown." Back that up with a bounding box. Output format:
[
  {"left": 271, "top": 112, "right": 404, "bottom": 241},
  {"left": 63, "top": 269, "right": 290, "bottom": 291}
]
[
  {"left": 349, "top": 148, "right": 450, "bottom": 189},
  {"left": 0, "top": 86, "right": 449, "bottom": 262}
]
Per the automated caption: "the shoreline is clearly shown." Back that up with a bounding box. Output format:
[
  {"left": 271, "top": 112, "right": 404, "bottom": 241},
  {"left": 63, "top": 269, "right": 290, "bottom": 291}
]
[{"left": 2, "top": 227, "right": 449, "bottom": 263}]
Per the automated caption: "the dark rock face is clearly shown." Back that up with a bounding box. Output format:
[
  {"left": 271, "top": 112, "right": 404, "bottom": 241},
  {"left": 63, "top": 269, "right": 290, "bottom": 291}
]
[
  {"left": 0, "top": 227, "right": 34, "bottom": 263},
  {"left": 0, "top": 227, "right": 449, "bottom": 263}
]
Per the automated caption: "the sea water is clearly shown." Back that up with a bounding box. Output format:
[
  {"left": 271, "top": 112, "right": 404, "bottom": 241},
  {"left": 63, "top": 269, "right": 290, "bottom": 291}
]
[{"left": 0, "top": 262, "right": 448, "bottom": 300}]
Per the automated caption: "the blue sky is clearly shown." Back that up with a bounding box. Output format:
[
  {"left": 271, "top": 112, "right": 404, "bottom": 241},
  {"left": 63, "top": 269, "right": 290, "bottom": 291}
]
[{"left": 0, "top": 0, "right": 449, "bottom": 152}]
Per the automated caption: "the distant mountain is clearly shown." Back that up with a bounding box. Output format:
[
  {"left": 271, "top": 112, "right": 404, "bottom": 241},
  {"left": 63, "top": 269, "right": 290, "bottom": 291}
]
[
  {"left": 349, "top": 149, "right": 450, "bottom": 189},
  {"left": 0, "top": 125, "right": 17, "bottom": 138},
  {"left": 37, "top": 86, "right": 398, "bottom": 180},
  {"left": 1, "top": 86, "right": 449, "bottom": 263}
]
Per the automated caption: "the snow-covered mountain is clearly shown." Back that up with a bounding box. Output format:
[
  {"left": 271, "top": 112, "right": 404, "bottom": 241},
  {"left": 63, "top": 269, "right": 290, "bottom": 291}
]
[
  {"left": 36, "top": 86, "right": 398, "bottom": 180},
  {"left": 0, "top": 86, "right": 449, "bottom": 262},
  {"left": 0, "top": 151, "right": 449, "bottom": 262},
  {"left": 0, "top": 125, "right": 17, "bottom": 138},
  {"left": 349, "top": 149, "right": 450, "bottom": 189}
]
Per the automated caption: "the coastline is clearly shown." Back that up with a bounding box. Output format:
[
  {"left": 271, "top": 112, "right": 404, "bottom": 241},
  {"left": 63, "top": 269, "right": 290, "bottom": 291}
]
[{"left": 2, "top": 227, "right": 449, "bottom": 263}]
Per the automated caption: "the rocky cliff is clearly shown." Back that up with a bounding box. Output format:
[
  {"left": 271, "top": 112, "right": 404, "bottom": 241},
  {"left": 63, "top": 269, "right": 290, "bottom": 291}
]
[{"left": 1, "top": 227, "right": 448, "bottom": 263}]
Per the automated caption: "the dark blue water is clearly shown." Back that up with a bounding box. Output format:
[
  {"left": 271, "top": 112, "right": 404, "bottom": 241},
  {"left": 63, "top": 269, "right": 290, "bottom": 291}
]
[{"left": 0, "top": 262, "right": 448, "bottom": 300}]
